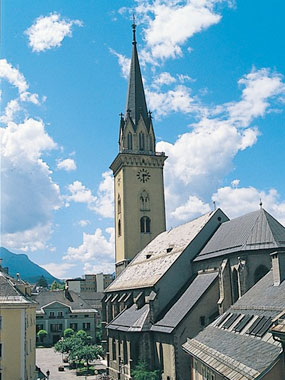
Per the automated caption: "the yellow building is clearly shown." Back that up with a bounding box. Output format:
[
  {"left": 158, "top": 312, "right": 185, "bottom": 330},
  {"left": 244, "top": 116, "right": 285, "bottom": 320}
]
[
  {"left": 0, "top": 266, "right": 37, "bottom": 380},
  {"left": 110, "top": 23, "right": 167, "bottom": 276}
]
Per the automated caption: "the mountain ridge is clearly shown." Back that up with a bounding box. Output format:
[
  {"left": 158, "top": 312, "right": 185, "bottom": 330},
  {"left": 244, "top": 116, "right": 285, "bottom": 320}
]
[{"left": 0, "top": 247, "right": 60, "bottom": 284}]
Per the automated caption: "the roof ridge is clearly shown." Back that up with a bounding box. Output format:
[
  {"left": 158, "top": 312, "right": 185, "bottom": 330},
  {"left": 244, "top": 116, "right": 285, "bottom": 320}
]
[{"left": 263, "top": 208, "right": 285, "bottom": 246}]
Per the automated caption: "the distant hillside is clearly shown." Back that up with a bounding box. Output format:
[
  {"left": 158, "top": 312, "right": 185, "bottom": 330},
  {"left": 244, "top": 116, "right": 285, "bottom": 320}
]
[{"left": 0, "top": 247, "right": 60, "bottom": 284}]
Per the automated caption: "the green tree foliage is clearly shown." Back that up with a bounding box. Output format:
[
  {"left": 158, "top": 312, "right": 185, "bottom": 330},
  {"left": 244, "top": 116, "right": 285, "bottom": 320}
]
[
  {"left": 54, "top": 329, "right": 103, "bottom": 370},
  {"left": 64, "top": 328, "right": 75, "bottom": 338},
  {"left": 131, "top": 361, "right": 161, "bottom": 380},
  {"left": 50, "top": 281, "right": 64, "bottom": 290},
  {"left": 96, "top": 322, "right": 102, "bottom": 344},
  {"left": 37, "top": 329, "right": 48, "bottom": 342},
  {"left": 36, "top": 275, "right": 48, "bottom": 288}
]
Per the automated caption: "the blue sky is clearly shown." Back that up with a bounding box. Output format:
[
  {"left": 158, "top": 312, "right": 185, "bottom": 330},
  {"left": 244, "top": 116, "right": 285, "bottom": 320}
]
[{"left": 1, "top": 0, "right": 285, "bottom": 278}]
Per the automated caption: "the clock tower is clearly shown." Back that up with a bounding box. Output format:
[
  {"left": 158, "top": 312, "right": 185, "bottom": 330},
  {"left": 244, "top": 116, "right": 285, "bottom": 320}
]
[{"left": 110, "top": 23, "right": 167, "bottom": 276}]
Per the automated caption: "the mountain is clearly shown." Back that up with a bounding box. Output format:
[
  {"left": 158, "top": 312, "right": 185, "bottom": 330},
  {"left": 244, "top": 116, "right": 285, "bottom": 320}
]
[{"left": 0, "top": 247, "right": 61, "bottom": 284}]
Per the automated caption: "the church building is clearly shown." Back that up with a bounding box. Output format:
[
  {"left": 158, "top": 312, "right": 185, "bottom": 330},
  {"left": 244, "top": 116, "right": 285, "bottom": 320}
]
[{"left": 103, "top": 24, "right": 285, "bottom": 380}]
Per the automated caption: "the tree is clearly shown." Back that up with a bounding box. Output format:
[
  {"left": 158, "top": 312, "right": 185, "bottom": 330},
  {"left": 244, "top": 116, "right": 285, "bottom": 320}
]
[
  {"left": 37, "top": 329, "right": 48, "bottom": 343},
  {"left": 64, "top": 328, "right": 75, "bottom": 338},
  {"left": 131, "top": 361, "right": 161, "bottom": 380},
  {"left": 36, "top": 275, "right": 48, "bottom": 288},
  {"left": 69, "top": 344, "right": 104, "bottom": 370},
  {"left": 76, "top": 330, "right": 91, "bottom": 344},
  {"left": 50, "top": 281, "right": 64, "bottom": 290}
]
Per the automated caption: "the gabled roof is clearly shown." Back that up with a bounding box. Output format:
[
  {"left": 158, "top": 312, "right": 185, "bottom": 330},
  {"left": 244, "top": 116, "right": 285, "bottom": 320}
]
[
  {"left": 151, "top": 272, "right": 218, "bottom": 333},
  {"left": 107, "top": 209, "right": 227, "bottom": 291},
  {"left": 182, "top": 271, "right": 285, "bottom": 380},
  {"left": 32, "top": 290, "right": 96, "bottom": 313},
  {"left": 125, "top": 24, "right": 148, "bottom": 128},
  {"left": 194, "top": 208, "right": 285, "bottom": 262}
]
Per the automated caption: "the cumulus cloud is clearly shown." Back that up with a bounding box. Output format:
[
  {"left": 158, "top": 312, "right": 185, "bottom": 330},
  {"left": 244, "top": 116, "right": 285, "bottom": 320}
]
[
  {"left": 134, "top": 0, "right": 229, "bottom": 62},
  {"left": 57, "top": 158, "right": 77, "bottom": 171},
  {"left": 152, "top": 72, "right": 176, "bottom": 88},
  {"left": 212, "top": 185, "right": 285, "bottom": 225},
  {"left": 0, "top": 60, "right": 41, "bottom": 123},
  {"left": 41, "top": 262, "right": 76, "bottom": 279},
  {"left": 157, "top": 68, "right": 285, "bottom": 224},
  {"left": 64, "top": 227, "right": 115, "bottom": 274},
  {"left": 78, "top": 220, "right": 90, "bottom": 227},
  {"left": 25, "top": 13, "right": 82, "bottom": 52},
  {"left": 171, "top": 195, "right": 211, "bottom": 221},
  {"left": 1, "top": 118, "right": 62, "bottom": 250},
  {"left": 66, "top": 171, "right": 114, "bottom": 218},
  {"left": 109, "top": 48, "right": 131, "bottom": 79}
]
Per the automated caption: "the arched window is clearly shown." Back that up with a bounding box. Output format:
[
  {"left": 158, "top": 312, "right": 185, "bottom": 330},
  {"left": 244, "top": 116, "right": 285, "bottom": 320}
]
[
  {"left": 118, "top": 195, "right": 121, "bottom": 214},
  {"left": 118, "top": 219, "right": 121, "bottom": 236},
  {"left": 127, "top": 132, "right": 133, "bottom": 150},
  {"left": 232, "top": 268, "right": 239, "bottom": 303},
  {"left": 139, "top": 132, "right": 145, "bottom": 151},
  {"left": 254, "top": 265, "right": 269, "bottom": 284},
  {"left": 140, "top": 216, "right": 151, "bottom": 233},
  {"left": 140, "top": 191, "right": 150, "bottom": 210}
]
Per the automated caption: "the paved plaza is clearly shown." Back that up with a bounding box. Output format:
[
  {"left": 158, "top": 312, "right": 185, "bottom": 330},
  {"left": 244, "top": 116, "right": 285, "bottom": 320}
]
[{"left": 36, "top": 348, "right": 107, "bottom": 380}]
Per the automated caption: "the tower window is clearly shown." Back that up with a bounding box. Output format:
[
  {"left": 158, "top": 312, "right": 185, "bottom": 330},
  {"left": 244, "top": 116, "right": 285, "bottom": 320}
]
[
  {"left": 140, "top": 216, "right": 151, "bottom": 233},
  {"left": 127, "top": 132, "right": 133, "bottom": 150},
  {"left": 118, "top": 195, "right": 121, "bottom": 214},
  {"left": 140, "top": 191, "right": 150, "bottom": 210},
  {"left": 139, "top": 132, "right": 145, "bottom": 151},
  {"left": 118, "top": 219, "right": 121, "bottom": 236},
  {"left": 149, "top": 135, "right": 153, "bottom": 151}
]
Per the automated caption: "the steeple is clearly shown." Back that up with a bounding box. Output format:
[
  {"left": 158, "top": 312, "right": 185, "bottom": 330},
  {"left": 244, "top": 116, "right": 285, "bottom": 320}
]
[{"left": 125, "top": 22, "right": 148, "bottom": 127}]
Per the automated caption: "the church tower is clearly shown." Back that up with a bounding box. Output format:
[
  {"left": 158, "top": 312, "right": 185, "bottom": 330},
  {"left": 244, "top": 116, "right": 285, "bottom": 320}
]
[{"left": 110, "top": 23, "right": 167, "bottom": 276}]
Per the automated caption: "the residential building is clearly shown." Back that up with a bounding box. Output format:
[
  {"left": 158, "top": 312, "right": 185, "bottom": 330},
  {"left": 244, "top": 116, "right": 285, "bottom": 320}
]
[
  {"left": 32, "top": 289, "right": 97, "bottom": 345},
  {"left": 0, "top": 264, "right": 37, "bottom": 380},
  {"left": 182, "top": 251, "right": 285, "bottom": 380},
  {"left": 110, "top": 22, "right": 167, "bottom": 276}
]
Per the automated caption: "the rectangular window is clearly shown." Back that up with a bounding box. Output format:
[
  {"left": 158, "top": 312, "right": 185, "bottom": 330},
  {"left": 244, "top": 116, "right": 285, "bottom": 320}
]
[
  {"left": 0, "top": 343, "right": 2, "bottom": 358},
  {"left": 49, "top": 312, "right": 55, "bottom": 318},
  {"left": 0, "top": 316, "right": 2, "bottom": 329},
  {"left": 70, "top": 323, "right": 78, "bottom": 331},
  {"left": 50, "top": 324, "right": 63, "bottom": 332},
  {"left": 58, "top": 311, "right": 63, "bottom": 318},
  {"left": 83, "top": 323, "right": 90, "bottom": 330}
]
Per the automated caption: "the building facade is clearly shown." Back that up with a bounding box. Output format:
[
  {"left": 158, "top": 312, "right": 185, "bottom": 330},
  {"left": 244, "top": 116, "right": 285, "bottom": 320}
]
[
  {"left": 110, "top": 23, "right": 167, "bottom": 276},
  {"left": 32, "top": 289, "right": 97, "bottom": 345},
  {"left": 0, "top": 265, "right": 37, "bottom": 380}
]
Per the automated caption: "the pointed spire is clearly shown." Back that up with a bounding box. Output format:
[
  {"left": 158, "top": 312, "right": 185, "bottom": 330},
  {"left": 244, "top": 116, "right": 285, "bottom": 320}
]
[{"left": 125, "top": 21, "right": 148, "bottom": 127}]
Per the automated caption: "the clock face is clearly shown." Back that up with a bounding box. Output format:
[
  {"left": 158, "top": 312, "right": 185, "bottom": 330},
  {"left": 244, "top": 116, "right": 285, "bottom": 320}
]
[{"left": 137, "top": 168, "right": 151, "bottom": 183}]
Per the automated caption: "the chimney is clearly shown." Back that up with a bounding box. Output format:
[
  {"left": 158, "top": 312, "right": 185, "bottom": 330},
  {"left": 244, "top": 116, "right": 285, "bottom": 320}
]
[{"left": 271, "top": 251, "right": 285, "bottom": 286}]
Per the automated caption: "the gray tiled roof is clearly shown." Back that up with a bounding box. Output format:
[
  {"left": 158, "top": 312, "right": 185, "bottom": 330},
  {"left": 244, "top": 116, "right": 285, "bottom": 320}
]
[
  {"left": 194, "top": 208, "right": 285, "bottom": 262},
  {"left": 107, "top": 304, "right": 150, "bottom": 332},
  {"left": 182, "top": 270, "right": 285, "bottom": 379},
  {"left": 107, "top": 209, "right": 228, "bottom": 291},
  {"left": 0, "top": 271, "right": 34, "bottom": 304},
  {"left": 151, "top": 272, "right": 218, "bottom": 333},
  {"left": 32, "top": 290, "right": 96, "bottom": 312}
]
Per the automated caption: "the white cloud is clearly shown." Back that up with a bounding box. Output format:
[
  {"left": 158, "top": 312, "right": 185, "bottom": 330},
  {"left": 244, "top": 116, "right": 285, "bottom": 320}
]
[
  {"left": 171, "top": 195, "right": 211, "bottom": 221},
  {"left": 0, "top": 60, "right": 42, "bottom": 123},
  {"left": 25, "top": 13, "right": 83, "bottom": 53},
  {"left": 157, "top": 67, "right": 285, "bottom": 225},
  {"left": 231, "top": 179, "right": 240, "bottom": 188},
  {"left": 109, "top": 48, "right": 131, "bottom": 79},
  {"left": 146, "top": 85, "right": 198, "bottom": 117},
  {"left": 1, "top": 118, "right": 62, "bottom": 249},
  {"left": 41, "top": 262, "right": 76, "bottom": 279},
  {"left": 64, "top": 227, "right": 115, "bottom": 274},
  {"left": 212, "top": 185, "right": 285, "bottom": 225},
  {"left": 57, "top": 158, "right": 77, "bottom": 171},
  {"left": 66, "top": 171, "right": 114, "bottom": 219},
  {"left": 78, "top": 220, "right": 90, "bottom": 227},
  {"left": 152, "top": 72, "right": 176, "bottom": 88},
  {"left": 135, "top": 0, "right": 228, "bottom": 61}
]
